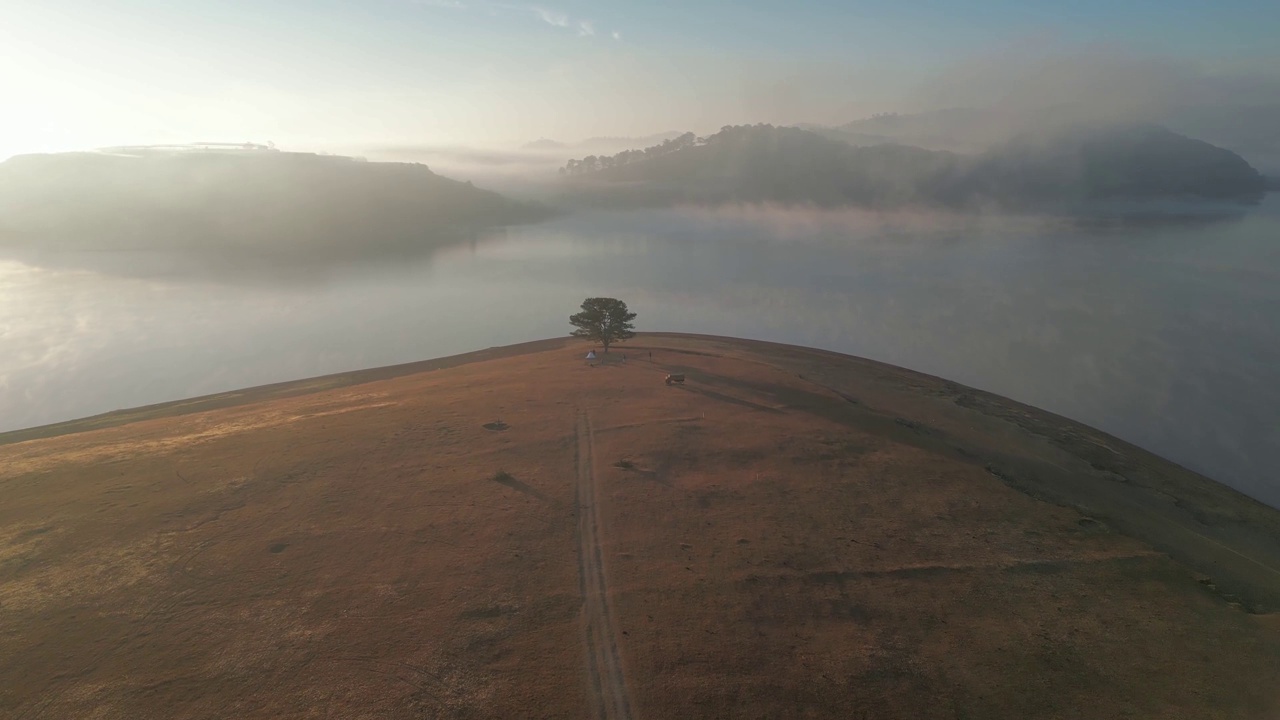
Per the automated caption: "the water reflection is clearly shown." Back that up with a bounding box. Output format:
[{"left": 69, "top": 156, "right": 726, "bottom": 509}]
[
  {"left": 0, "top": 228, "right": 504, "bottom": 286},
  {"left": 2, "top": 200, "right": 1277, "bottom": 509}
]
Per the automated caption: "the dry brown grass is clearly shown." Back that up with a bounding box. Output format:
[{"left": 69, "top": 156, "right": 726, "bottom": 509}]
[{"left": 2, "top": 335, "right": 1279, "bottom": 719}]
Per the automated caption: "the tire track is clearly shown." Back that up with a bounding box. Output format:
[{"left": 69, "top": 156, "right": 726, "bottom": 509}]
[{"left": 575, "top": 411, "right": 635, "bottom": 720}]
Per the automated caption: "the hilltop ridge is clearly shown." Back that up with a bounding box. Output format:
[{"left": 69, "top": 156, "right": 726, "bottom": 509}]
[{"left": 3, "top": 333, "right": 1279, "bottom": 718}]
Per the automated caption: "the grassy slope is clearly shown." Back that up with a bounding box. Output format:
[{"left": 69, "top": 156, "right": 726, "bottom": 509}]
[{"left": 2, "top": 334, "right": 1279, "bottom": 719}]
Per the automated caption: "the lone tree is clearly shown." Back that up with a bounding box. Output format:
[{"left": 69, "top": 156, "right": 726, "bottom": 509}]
[{"left": 569, "top": 297, "right": 637, "bottom": 352}]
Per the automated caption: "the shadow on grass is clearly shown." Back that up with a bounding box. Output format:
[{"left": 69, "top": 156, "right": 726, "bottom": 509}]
[
  {"left": 490, "top": 470, "right": 553, "bottom": 503},
  {"left": 612, "top": 458, "right": 671, "bottom": 487},
  {"left": 673, "top": 384, "right": 784, "bottom": 414}
]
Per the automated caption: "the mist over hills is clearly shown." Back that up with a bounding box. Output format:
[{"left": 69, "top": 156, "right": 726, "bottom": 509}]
[
  {"left": 521, "top": 132, "right": 686, "bottom": 155},
  {"left": 813, "top": 106, "right": 1280, "bottom": 174},
  {"left": 0, "top": 148, "right": 547, "bottom": 257},
  {"left": 560, "top": 123, "right": 1267, "bottom": 210},
  {"left": 0, "top": 118, "right": 1267, "bottom": 266}
]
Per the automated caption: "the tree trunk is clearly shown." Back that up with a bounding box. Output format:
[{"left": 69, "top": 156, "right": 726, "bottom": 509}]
[{"left": 602, "top": 337, "right": 610, "bottom": 353}]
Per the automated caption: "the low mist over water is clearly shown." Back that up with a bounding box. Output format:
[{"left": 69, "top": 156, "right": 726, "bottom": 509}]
[{"left": 3, "top": 198, "right": 1279, "bottom": 507}]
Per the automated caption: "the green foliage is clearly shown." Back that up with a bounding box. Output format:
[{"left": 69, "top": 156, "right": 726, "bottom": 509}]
[{"left": 569, "top": 297, "right": 637, "bottom": 351}]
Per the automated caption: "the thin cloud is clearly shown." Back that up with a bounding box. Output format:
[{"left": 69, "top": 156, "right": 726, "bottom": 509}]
[
  {"left": 416, "top": 0, "right": 607, "bottom": 39},
  {"left": 611, "top": 30, "right": 621, "bottom": 41},
  {"left": 533, "top": 6, "right": 570, "bottom": 28}
]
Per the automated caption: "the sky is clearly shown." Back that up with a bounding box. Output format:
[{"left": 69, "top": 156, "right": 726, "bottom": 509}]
[{"left": 2, "top": 0, "right": 1278, "bottom": 159}]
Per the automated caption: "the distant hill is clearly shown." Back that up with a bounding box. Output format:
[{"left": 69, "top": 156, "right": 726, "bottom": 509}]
[
  {"left": 521, "top": 138, "right": 568, "bottom": 150},
  {"left": 822, "top": 108, "right": 1004, "bottom": 153},
  {"left": 561, "top": 123, "right": 1267, "bottom": 209},
  {"left": 0, "top": 148, "right": 548, "bottom": 254},
  {"left": 521, "top": 132, "right": 686, "bottom": 155},
  {"left": 816, "top": 106, "right": 1280, "bottom": 174},
  {"left": 967, "top": 124, "right": 1268, "bottom": 204},
  {"left": 577, "top": 132, "right": 685, "bottom": 151},
  {"left": 1167, "top": 104, "right": 1280, "bottom": 174}
]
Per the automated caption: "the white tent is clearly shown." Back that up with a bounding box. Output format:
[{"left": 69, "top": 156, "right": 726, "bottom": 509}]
[{"left": 585, "top": 351, "right": 597, "bottom": 360}]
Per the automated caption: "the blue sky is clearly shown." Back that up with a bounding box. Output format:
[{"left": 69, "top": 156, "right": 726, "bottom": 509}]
[{"left": 1, "top": 0, "right": 1277, "bottom": 157}]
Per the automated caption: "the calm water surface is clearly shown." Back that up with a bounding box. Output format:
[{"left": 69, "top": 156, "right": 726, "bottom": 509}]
[{"left": 3, "top": 198, "right": 1278, "bottom": 507}]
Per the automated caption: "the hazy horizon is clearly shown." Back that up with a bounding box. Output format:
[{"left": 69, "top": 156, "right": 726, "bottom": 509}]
[{"left": 4, "top": 1, "right": 1279, "bottom": 165}]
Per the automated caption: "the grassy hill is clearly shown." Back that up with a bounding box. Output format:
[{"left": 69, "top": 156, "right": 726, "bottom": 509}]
[{"left": 3, "top": 334, "right": 1279, "bottom": 718}]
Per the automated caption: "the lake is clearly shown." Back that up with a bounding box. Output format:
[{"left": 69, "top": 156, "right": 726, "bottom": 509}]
[{"left": 3, "top": 197, "right": 1279, "bottom": 507}]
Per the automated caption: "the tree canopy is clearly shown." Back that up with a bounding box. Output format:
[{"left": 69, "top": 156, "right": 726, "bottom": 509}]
[
  {"left": 560, "top": 132, "right": 699, "bottom": 175},
  {"left": 569, "top": 297, "right": 637, "bottom": 351}
]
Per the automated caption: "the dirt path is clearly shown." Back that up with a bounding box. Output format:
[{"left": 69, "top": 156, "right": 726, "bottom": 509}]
[
  {"left": 575, "top": 411, "right": 635, "bottom": 720},
  {"left": 6, "top": 338, "right": 1280, "bottom": 718}
]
